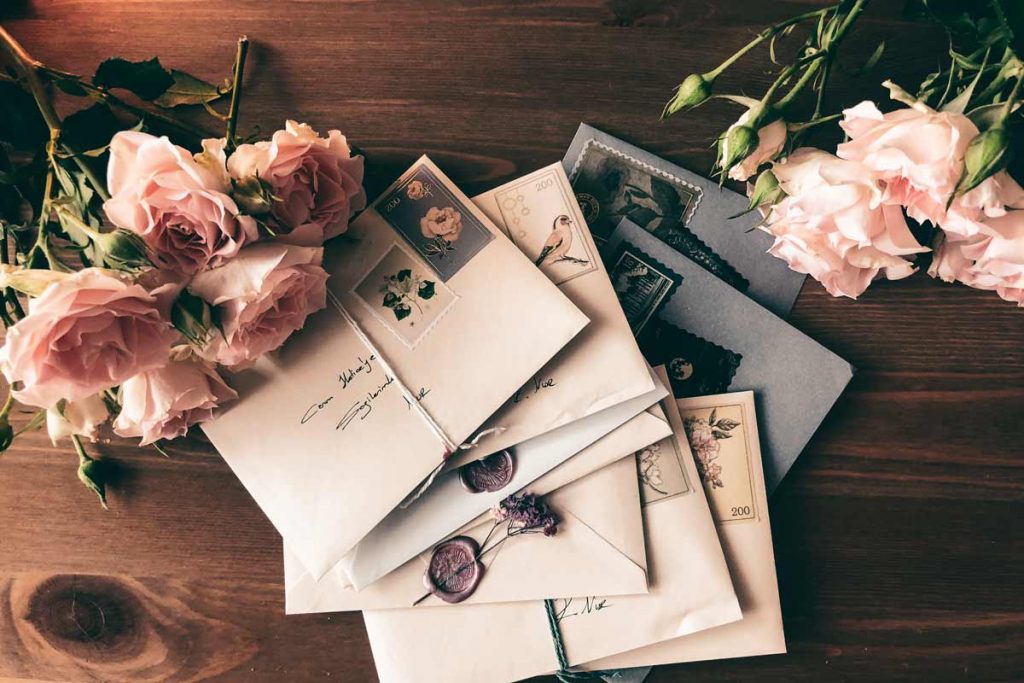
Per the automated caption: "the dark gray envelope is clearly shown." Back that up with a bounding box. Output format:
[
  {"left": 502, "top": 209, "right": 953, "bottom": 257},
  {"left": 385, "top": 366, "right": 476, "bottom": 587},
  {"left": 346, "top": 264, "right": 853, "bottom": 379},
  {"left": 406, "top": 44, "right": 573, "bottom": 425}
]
[
  {"left": 606, "top": 218, "right": 854, "bottom": 494},
  {"left": 562, "top": 123, "right": 806, "bottom": 318}
]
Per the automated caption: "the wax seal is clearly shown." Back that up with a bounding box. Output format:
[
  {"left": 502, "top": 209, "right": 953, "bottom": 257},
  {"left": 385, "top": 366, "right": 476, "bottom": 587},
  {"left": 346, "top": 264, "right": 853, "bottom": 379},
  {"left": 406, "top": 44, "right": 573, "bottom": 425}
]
[
  {"left": 458, "top": 449, "right": 515, "bottom": 493},
  {"left": 423, "top": 536, "right": 483, "bottom": 604}
]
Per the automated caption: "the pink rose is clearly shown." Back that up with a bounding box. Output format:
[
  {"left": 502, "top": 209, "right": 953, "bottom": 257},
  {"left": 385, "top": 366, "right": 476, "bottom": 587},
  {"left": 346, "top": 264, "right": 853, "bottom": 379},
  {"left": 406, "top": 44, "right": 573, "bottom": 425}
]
[
  {"left": 0, "top": 269, "right": 177, "bottom": 408},
  {"left": 114, "top": 347, "right": 237, "bottom": 445},
  {"left": 227, "top": 121, "right": 366, "bottom": 246},
  {"left": 189, "top": 243, "right": 328, "bottom": 367},
  {"left": 420, "top": 206, "right": 463, "bottom": 242},
  {"left": 724, "top": 111, "right": 787, "bottom": 182},
  {"left": 929, "top": 209, "right": 1024, "bottom": 306},
  {"left": 46, "top": 394, "right": 110, "bottom": 444},
  {"left": 837, "top": 98, "right": 978, "bottom": 227},
  {"left": 942, "top": 171, "right": 1024, "bottom": 239},
  {"left": 761, "top": 148, "right": 929, "bottom": 299},
  {"left": 104, "top": 132, "right": 259, "bottom": 275},
  {"left": 685, "top": 418, "right": 718, "bottom": 460}
]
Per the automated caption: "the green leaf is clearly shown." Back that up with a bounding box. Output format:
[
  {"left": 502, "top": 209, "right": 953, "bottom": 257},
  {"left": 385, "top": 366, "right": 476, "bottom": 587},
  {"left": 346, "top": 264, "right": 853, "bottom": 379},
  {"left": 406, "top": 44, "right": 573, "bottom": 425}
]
[
  {"left": 862, "top": 41, "right": 886, "bottom": 73},
  {"left": 649, "top": 176, "right": 682, "bottom": 218},
  {"left": 383, "top": 291, "right": 400, "bottom": 308},
  {"left": 54, "top": 78, "right": 89, "bottom": 97},
  {"left": 995, "top": 0, "right": 1024, "bottom": 57},
  {"left": 708, "top": 408, "right": 717, "bottom": 425},
  {"left": 93, "top": 57, "right": 175, "bottom": 101},
  {"left": 418, "top": 280, "right": 435, "bottom": 300},
  {"left": 397, "top": 268, "right": 412, "bottom": 282},
  {"left": 61, "top": 103, "right": 120, "bottom": 154},
  {"left": 393, "top": 303, "right": 411, "bottom": 321},
  {"left": 153, "top": 69, "right": 223, "bottom": 108},
  {"left": 967, "top": 100, "right": 1021, "bottom": 128},
  {"left": 0, "top": 82, "right": 49, "bottom": 149},
  {"left": 0, "top": 412, "right": 13, "bottom": 453},
  {"left": 712, "top": 430, "right": 733, "bottom": 440},
  {"left": 716, "top": 418, "right": 741, "bottom": 431}
]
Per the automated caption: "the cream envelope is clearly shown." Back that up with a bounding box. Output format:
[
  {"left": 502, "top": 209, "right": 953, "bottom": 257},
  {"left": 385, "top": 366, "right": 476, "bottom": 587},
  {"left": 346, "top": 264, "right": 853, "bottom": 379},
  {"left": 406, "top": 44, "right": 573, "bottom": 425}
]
[
  {"left": 331, "top": 370, "right": 669, "bottom": 591},
  {"left": 204, "top": 157, "right": 588, "bottom": 581},
  {"left": 579, "top": 391, "right": 785, "bottom": 671},
  {"left": 444, "top": 164, "right": 654, "bottom": 466},
  {"left": 362, "top": 368, "right": 742, "bottom": 683},
  {"left": 285, "top": 450, "right": 651, "bottom": 613}
]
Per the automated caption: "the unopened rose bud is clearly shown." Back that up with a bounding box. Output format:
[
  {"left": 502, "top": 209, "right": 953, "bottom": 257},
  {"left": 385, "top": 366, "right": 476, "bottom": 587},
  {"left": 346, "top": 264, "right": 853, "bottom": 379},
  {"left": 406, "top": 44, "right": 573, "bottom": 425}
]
[
  {"left": 232, "top": 175, "right": 275, "bottom": 215},
  {"left": 664, "top": 73, "right": 713, "bottom": 118},
  {"left": 743, "top": 168, "right": 786, "bottom": 215},
  {"left": 77, "top": 451, "right": 108, "bottom": 509},
  {"left": 0, "top": 263, "right": 70, "bottom": 296},
  {"left": 95, "top": 229, "right": 153, "bottom": 273},
  {"left": 171, "top": 289, "right": 215, "bottom": 347},
  {"left": 956, "top": 126, "right": 1011, "bottom": 198},
  {"left": 718, "top": 124, "right": 759, "bottom": 177},
  {"left": 0, "top": 412, "right": 13, "bottom": 453}
]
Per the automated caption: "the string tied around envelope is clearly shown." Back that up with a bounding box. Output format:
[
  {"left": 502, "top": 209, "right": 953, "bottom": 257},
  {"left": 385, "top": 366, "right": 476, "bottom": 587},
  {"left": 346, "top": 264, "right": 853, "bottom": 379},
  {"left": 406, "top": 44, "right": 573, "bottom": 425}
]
[{"left": 543, "top": 599, "right": 624, "bottom": 683}]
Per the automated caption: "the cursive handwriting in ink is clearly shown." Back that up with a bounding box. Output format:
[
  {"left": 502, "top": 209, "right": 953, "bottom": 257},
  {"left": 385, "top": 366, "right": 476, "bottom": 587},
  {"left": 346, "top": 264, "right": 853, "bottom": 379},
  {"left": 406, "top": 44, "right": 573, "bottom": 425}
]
[
  {"left": 512, "top": 375, "right": 557, "bottom": 404},
  {"left": 403, "top": 386, "right": 431, "bottom": 409},
  {"left": 553, "top": 596, "right": 612, "bottom": 622},
  {"left": 339, "top": 354, "right": 376, "bottom": 390},
  {"left": 301, "top": 395, "right": 334, "bottom": 424},
  {"left": 337, "top": 374, "right": 396, "bottom": 431}
]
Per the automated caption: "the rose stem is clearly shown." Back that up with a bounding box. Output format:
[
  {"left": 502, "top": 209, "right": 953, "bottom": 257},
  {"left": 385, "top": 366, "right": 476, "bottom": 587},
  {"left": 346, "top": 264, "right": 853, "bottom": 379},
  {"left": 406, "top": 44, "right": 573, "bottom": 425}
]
[{"left": 224, "top": 36, "right": 250, "bottom": 151}]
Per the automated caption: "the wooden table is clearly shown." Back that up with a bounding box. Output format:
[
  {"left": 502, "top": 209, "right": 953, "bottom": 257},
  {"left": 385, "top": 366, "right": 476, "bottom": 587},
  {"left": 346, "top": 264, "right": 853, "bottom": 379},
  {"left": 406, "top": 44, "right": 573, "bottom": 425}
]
[{"left": 1, "top": 1, "right": 1022, "bottom": 681}]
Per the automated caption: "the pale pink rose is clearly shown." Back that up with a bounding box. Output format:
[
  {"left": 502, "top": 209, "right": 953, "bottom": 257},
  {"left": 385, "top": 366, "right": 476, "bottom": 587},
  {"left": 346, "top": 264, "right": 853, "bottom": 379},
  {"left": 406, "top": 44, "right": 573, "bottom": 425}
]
[
  {"left": 0, "top": 268, "right": 177, "bottom": 408},
  {"left": 46, "top": 394, "right": 110, "bottom": 444},
  {"left": 941, "top": 171, "right": 1024, "bottom": 238},
  {"left": 420, "top": 206, "right": 463, "bottom": 242},
  {"left": 227, "top": 121, "right": 366, "bottom": 246},
  {"left": 188, "top": 243, "right": 328, "bottom": 367},
  {"left": 114, "top": 347, "right": 237, "bottom": 445},
  {"left": 837, "top": 99, "right": 978, "bottom": 228},
  {"left": 725, "top": 110, "right": 787, "bottom": 182},
  {"left": 761, "top": 148, "right": 929, "bottom": 298},
  {"left": 103, "top": 132, "right": 259, "bottom": 275},
  {"left": 928, "top": 210, "right": 1024, "bottom": 306}
]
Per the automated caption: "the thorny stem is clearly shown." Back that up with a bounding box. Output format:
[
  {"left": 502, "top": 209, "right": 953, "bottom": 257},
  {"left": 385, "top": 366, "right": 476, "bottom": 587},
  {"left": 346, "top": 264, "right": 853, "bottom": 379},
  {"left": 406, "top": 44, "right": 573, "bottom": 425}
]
[{"left": 225, "top": 36, "right": 250, "bottom": 150}]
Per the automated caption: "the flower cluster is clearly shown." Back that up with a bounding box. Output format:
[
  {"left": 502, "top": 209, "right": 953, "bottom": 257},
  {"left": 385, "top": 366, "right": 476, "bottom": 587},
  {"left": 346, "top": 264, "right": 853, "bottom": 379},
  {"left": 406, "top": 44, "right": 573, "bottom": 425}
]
[
  {"left": 491, "top": 492, "right": 559, "bottom": 537},
  {"left": 0, "top": 122, "right": 364, "bottom": 504}
]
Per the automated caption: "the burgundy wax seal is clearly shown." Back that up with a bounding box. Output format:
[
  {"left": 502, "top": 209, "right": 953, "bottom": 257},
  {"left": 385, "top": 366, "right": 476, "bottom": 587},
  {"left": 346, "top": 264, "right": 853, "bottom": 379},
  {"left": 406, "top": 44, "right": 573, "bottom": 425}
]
[
  {"left": 458, "top": 449, "right": 515, "bottom": 493},
  {"left": 423, "top": 535, "right": 484, "bottom": 604}
]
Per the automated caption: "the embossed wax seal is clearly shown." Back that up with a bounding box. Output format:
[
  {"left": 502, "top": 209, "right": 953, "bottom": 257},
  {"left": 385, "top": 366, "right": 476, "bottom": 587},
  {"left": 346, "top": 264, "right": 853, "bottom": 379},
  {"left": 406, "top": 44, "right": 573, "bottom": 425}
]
[
  {"left": 423, "top": 536, "right": 483, "bottom": 604},
  {"left": 458, "top": 449, "right": 515, "bottom": 493}
]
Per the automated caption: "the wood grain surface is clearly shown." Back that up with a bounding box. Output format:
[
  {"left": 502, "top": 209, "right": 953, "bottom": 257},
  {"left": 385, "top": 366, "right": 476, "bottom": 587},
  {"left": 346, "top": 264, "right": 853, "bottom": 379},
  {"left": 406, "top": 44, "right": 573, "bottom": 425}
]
[{"left": 1, "top": 1, "right": 1022, "bottom": 681}]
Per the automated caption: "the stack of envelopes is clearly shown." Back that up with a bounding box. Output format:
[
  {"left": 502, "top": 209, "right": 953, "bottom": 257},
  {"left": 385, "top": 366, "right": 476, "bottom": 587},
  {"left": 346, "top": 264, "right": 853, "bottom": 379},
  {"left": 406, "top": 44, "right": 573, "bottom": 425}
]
[{"left": 204, "top": 124, "right": 855, "bottom": 682}]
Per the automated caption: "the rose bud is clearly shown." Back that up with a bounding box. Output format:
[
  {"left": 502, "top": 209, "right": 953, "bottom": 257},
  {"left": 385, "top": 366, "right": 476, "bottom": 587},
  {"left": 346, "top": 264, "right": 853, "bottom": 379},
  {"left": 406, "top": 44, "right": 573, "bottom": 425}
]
[
  {"left": 76, "top": 451, "right": 109, "bottom": 509},
  {"left": 743, "top": 168, "right": 787, "bottom": 215},
  {"left": 232, "top": 174, "right": 276, "bottom": 215},
  {"left": 94, "top": 228, "right": 154, "bottom": 273},
  {"left": 718, "top": 124, "right": 759, "bottom": 178},
  {"left": 956, "top": 126, "right": 1011, "bottom": 199},
  {"left": 663, "top": 73, "right": 713, "bottom": 118}
]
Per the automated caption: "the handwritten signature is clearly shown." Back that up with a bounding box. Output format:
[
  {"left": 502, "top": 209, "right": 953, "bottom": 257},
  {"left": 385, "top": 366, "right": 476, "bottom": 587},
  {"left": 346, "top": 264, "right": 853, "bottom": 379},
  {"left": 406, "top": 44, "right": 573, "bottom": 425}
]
[
  {"left": 300, "top": 354, "right": 386, "bottom": 426},
  {"left": 512, "top": 375, "right": 556, "bottom": 404},
  {"left": 553, "top": 596, "right": 611, "bottom": 622},
  {"left": 339, "top": 354, "right": 376, "bottom": 389},
  {"left": 404, "top": 386, "right": 431, "bottom": 409}
]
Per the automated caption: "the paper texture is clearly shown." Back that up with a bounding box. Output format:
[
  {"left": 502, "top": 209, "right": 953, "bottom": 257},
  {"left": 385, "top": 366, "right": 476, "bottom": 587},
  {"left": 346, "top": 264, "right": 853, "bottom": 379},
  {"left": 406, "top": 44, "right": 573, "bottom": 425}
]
[
  {"left": 362, "top": 367, "right": 740, "bottom": 683},
  {"left": 561, "top": 123, "right": 805, "bottom": 318},
  {"left": 204, "top": 157, "right": 588, "bottom": 580},
  {"left": 447, "top": 163, "right": 653, "bottom": 462},
  {"left": 583, "top": 391, "right": 786, "bottom": 670},
  {"left": 285, "top": 450, "right": 652, "bottom": 613},
  {"left": 606, "top": 218, "right": 853, "bottom": 493},
  {"left": 336, "top": 371, "right": 669, "bottom": 590}
]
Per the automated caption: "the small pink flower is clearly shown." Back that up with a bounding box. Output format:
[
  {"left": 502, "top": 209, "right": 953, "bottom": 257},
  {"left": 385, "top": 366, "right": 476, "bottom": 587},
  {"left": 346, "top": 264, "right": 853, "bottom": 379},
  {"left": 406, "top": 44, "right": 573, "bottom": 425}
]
[
  {"left": 420, "top": 206, "right": 463, "bottom": 242},
  {"left": 103, "top": 132, "right": 259, "bottom": 275},
  {"left": 0, "top": 268, "right": 177, "bottom": 408},
  {"left": 929, "top": 209, "right": 1024, "bottom": 306},
  {"left": 837, "top": 98, "right": 978, "bottom": 228},
  {"left": 761, "top": 148, "right": 928, "bottom": 299},
  {"left": 114, "top": 347, "right": 237, "bottom": 445},
  {"left": 188, "top": 242, "right": 328, "bottom": 368},
  {"left": 227, "top": 120, "right": 366, "bottom": 246}
]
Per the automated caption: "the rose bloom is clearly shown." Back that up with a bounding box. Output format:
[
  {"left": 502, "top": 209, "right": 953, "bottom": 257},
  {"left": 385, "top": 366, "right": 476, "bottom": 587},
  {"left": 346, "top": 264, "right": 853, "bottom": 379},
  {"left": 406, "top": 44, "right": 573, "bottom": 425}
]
[
  {"left": 942, "top": 171, "right": 1024, "bottom": 239},
  {"left": 0, "top": 268, "right": 177, "bottom": 408},
  {"left": 46, "top": 394, "right": 110, "bottom": 445},
  {"left": 724, "top": 110, "right": 787, "bottom": 182},
  {"left": 406, "top": 180, "right": 428, "bottom": 200},
  {"left": 227, "top": 120, "right": 366, "bottom": 246},
  {"left": 420, "top": 206, "right": 463, "bottom": 242},
  {"left": 114, "top": 347, "right": 237, "bottom": 445},
  {"left": 104, "top": 132, "right": 258, "bottom": 274},
  {"left": 929, "top": 209, "right": 1024, "bottom": 306},
  {"left": 189, "top": 242, "right": 328, "bottom": 368},
  {"left": 761, "top": 148, "right": 929, "bottom": 299},
  {"left": 837, "top": 97, "right": 978, "bottom": 228}
]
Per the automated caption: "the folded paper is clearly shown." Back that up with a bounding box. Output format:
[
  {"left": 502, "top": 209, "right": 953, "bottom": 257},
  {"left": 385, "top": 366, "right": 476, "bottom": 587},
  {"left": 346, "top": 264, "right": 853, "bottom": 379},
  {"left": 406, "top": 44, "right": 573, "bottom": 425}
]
[{"left": 204, "top": 157, "right": 588, "bottom": 580}]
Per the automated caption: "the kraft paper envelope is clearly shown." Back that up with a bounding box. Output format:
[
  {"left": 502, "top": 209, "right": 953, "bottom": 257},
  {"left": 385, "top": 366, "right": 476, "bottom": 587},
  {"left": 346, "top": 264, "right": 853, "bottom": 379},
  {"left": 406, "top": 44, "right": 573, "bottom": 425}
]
[
  {"left": 605, "top": 218, "right": 853, "bottom": 494},
  {"left": 332, "top": 370, "right": 669, "bottom": 591},
  {"left": 285, "top": 448, "right": 652, "bottom": 613},
  {"left": 561, "top": 123, "right": 805, "bottom": 318},
  {"left": 362, "top": 368, "right": 741, "bottom": 683},
  {"left": 581, "top": 391, "right": 786, "bottom": 671},
  {"left": 204, "top": 157, "right": 588, "bottom": 581},
  {"left": 444, "top": 163, "right": 653, "bottom": 465}
]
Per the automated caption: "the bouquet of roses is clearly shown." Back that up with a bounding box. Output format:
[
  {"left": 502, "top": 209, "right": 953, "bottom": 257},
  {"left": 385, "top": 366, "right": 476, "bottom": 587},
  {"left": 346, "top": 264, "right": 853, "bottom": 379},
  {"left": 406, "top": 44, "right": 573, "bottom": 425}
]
[
  {"left": 663, "top": 0, "right": 1024, "bottom": 304},
  {"left": 0, "top": 29, "right": 365, "bottom": 504}
]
